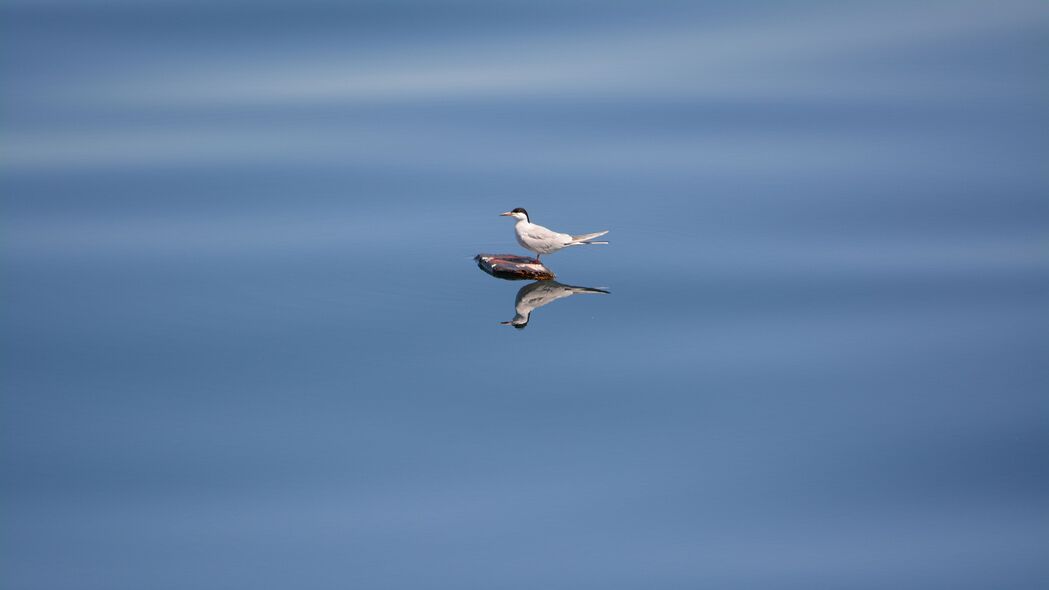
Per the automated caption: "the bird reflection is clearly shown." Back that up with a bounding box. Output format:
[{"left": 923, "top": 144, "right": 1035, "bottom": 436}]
[{"left": 501, "top": 280, "right": 609, "bottom": 329}]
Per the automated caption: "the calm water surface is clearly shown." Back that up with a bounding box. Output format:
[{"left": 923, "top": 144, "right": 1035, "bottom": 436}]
[{"left": 2, "top": 1, "right": 1047, "bottom": 588}]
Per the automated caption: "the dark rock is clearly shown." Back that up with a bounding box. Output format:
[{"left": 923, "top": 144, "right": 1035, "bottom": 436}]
[{"left": 475, "top": 253, "right": 556, "bottom": 281}]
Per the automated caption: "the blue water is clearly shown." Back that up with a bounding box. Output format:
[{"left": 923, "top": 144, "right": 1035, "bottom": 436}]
[{"left": 2, "top": 1, "right": 1047, "bottom": 588}]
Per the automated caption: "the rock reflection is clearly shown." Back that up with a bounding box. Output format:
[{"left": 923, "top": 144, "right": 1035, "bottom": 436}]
[{"left": 500, "top": 280, "right": 609, "bottom": 329}]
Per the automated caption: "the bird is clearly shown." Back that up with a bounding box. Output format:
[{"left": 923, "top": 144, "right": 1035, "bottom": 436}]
[
  {"left": 499, "top": 208, "right": 608, "bottom": 263},
  {"left": 500, "top": 280, "right": 610, "bottom": 329}
]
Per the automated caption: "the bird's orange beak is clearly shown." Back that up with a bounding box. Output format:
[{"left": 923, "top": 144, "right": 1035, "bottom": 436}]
[{"left": 499, "top": 211, "right": 513, "bottom": 216}]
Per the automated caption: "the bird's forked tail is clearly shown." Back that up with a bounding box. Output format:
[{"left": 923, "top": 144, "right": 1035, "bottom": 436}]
[{"left": 570, "top": 230, "right": 609, "bottom": 245}]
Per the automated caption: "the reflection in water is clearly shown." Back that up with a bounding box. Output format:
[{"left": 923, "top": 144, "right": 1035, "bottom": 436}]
[{"left": 500, "top": 280, "right": 609, "bottom": 329}]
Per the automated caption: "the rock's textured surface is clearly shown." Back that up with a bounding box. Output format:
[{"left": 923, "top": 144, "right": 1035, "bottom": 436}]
[{"left": 474, "top": 253, "right": 556, "bottom": 281}]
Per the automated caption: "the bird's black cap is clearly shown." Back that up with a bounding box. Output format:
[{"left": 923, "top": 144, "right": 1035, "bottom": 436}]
[{"left": 511, "top": 207, "right": 529, "bottom": 221}]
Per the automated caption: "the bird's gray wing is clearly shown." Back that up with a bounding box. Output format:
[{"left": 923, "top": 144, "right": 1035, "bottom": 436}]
[{"left": 524, "top": 225, "right": 572, "bottom": 243}]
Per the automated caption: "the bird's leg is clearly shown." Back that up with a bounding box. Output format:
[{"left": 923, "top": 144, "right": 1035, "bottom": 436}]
[{"left": 535, "top": 253, "right": 542, "bottom": 264}]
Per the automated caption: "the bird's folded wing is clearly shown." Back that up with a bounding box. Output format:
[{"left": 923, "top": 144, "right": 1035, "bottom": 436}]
[{"left": 524, "top": 228, "right": 565, "bottom": 241}]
